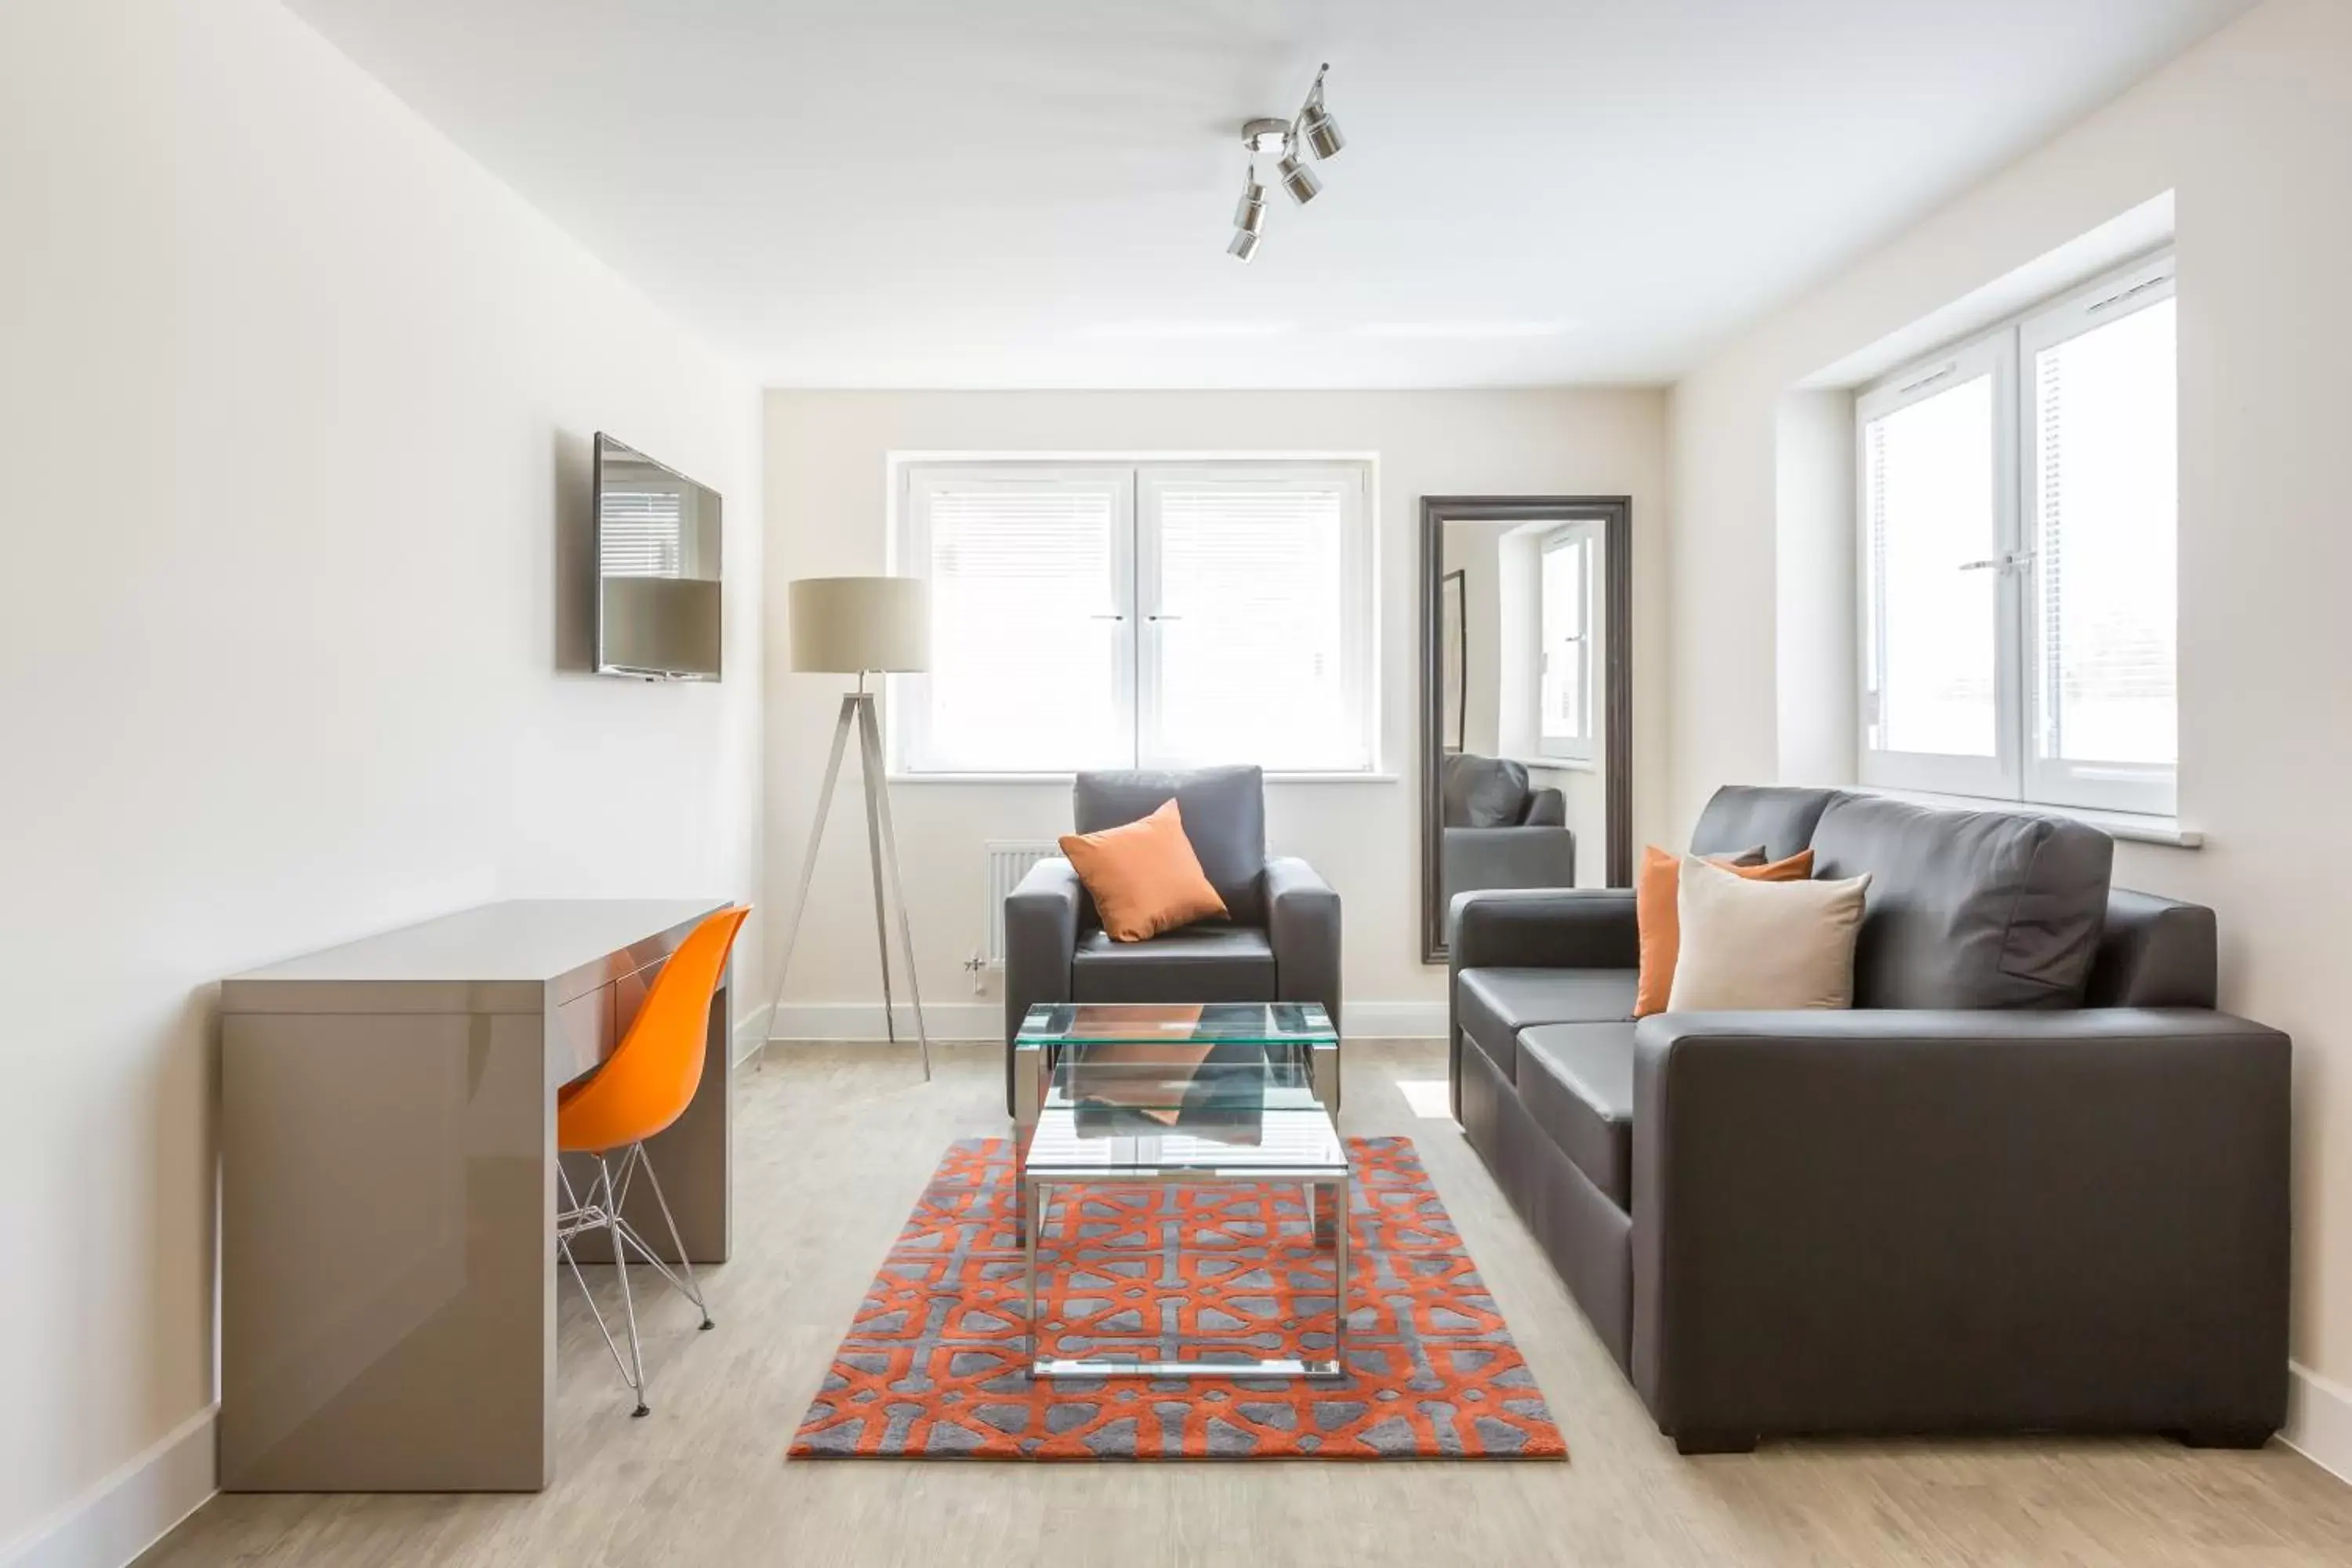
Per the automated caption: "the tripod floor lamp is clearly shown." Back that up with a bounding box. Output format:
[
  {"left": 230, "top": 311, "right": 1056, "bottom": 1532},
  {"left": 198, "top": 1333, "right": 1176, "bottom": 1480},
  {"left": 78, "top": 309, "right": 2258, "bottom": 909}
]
[{"left": 760, "top": 575, "right": 931, "bottom": 1079}]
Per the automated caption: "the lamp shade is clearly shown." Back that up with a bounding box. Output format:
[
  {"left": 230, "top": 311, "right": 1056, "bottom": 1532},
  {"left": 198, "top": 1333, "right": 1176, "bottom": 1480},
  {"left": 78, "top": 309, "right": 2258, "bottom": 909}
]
[{"left": 786, "top": 575, "right": 929, "bottom": 673}]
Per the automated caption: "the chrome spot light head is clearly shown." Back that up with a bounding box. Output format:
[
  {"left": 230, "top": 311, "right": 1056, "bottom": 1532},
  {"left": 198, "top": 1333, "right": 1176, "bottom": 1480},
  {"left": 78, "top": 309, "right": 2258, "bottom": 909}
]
[
  {"left": 1277, "top": 151, "right": 1321, "bottom": 205},
  {"left": 1233, "top": 174, "right": 1268, "bottom": 235}
]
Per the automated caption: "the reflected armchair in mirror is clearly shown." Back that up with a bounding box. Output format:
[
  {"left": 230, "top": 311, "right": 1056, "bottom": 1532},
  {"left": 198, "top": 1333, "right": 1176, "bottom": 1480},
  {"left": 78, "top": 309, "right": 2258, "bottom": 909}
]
[{"left": 1439, "top": 753, "right": 1576, "bottom": 915}]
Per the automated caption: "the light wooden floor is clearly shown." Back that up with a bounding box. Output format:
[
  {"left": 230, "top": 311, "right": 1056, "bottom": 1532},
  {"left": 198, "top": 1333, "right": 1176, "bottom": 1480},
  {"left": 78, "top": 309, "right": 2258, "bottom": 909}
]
[{"left": 144, "top": 1040, "right": 2352, "bottom": 1567}]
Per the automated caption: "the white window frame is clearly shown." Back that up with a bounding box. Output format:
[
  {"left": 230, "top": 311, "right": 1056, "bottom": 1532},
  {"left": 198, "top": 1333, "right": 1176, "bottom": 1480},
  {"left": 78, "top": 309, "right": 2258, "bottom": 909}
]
[
  {"left": 890, "top": 456, "right": 1378, "bottom": 777},
  {"left": 1854, "top": 249, "right": 2176, "bottom": 818},
  {"left": 1534, "top": 521, "right": 1598, "bottom": 764},
  {"left": 2018, "top": 255, "right": 2178, "bottom": 817}
]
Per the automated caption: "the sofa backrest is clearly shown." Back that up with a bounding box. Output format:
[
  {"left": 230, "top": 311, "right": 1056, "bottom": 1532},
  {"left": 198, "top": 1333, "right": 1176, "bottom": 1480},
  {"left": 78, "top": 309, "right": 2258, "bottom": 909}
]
[
  {"left": 2082, "top": 887, "right": 2219, "bottom": 1008},
  {"left": 1689, "top": 786, "right": 1840, "bottom": 863},
  {"left": 1441, "top": 753, "right": 1532, "bottom": 827},
  {"left": 1806, "top": 793, "right": 2114, "bottom": 1010},
  {"left": 1074, "top": 765, "right": 1267, "bottom": 925}
]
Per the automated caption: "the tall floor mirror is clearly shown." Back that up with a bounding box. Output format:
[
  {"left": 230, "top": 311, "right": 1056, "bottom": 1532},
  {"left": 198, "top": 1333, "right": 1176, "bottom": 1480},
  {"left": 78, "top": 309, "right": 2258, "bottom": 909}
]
[{"left": 1420, "top": 496, "right": 1632, "bottom": 962}]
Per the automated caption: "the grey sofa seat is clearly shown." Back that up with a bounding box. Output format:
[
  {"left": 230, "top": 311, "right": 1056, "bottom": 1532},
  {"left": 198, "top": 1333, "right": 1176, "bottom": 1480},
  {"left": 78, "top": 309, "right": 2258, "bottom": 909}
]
[
  {"left": 1457, "top": 967, "right": 1637, "bottom": 1080},
  {"left": 1072, "top": 926, "right": 1275, "bottom": 1000},
  {"left": 1516, "top": 1022, "right": 1636, "bottom": 1207},
  {"left": 1002, "top": 764, "right": 1341, "bottom": 1113},
  {"left": 1449, "top": 782, "right": 2292, "bottom": 1454}
]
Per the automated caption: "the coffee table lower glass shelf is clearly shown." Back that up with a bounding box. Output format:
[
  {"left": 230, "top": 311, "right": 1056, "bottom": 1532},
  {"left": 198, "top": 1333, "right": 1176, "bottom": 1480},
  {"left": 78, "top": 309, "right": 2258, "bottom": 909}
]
[{"left": 1017, "top": 1022, "right": 1350, "bottom": 1381}]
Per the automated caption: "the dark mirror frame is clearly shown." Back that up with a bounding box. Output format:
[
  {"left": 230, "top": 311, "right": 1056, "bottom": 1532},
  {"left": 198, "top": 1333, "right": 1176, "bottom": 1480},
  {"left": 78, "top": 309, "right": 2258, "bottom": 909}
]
[{"left": 1419, "top": 495, "right": 1632, "bottom": 963}]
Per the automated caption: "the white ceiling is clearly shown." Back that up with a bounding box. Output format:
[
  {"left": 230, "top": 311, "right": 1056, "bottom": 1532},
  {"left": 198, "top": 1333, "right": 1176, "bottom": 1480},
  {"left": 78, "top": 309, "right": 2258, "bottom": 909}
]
[{"left": 287, "top": 0, "right": 2251, "bottom": 388}]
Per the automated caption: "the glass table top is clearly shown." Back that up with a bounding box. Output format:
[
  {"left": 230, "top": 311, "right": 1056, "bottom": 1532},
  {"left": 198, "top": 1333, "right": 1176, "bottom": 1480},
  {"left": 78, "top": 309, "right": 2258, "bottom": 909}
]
[
  {"left": 1014, "top": 1000, "right": 1337, "bottom": 1049},
  {"left": 1022, "top": 1036, "right": 1345, "bottom": 1178}
]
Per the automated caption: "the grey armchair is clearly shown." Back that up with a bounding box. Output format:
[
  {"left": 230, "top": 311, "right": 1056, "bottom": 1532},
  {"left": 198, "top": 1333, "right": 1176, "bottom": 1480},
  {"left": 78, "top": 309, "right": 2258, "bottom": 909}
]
[
  {"left": 1001, "top": 764, "right": 1341, "bottom": 1112},
  {"left": 1439, "top": 753, "right": 1577, "bottom": 913}
]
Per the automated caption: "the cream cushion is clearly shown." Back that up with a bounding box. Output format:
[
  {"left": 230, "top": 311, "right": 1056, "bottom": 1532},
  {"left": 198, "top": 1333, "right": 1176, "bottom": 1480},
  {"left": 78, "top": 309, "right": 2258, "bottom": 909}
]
[{"left": 1667, "top": 855, "right": 1872, "bottom": 1011}]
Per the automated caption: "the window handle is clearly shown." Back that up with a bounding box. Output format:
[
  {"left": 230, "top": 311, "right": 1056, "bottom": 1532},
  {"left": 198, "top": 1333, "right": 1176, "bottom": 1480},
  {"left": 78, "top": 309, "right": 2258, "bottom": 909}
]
[
  {"left": 1958, "top": 550, "right": 2037, "bottom": 573},
  {"left": 1090, "top": 613, "right": 1127, "bottom": 621},
  {"left": 1148, "top": 614, "right": 1181, "bottom": 622}
]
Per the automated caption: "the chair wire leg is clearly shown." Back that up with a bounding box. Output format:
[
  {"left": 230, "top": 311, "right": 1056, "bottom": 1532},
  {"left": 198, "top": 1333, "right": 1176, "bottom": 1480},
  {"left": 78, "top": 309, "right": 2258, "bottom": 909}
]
[
  {"left": 631, "top": 1141, "right": 713, "bottom": 1328},
  {"left": 557, "top": 1161, "right": 641, "bottom": 1404},
  {"left": 600, "top": 1152, "right": 652, "bottom": 1417}
]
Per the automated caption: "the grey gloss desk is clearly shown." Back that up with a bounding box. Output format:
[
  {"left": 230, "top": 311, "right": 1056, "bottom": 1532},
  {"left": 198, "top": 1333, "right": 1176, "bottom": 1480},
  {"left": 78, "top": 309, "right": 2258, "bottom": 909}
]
[{"left": 218, "top": 898, "right": 733, "bottom": 1492}]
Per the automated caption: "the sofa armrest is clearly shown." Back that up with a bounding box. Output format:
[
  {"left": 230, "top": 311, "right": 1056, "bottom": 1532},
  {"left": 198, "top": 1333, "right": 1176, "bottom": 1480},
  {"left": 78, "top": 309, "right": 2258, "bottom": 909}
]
[
  {"left": 1630, "top": 1007, "right": 2291, "bottom": 1445},
  {"left": 1002, "top": 858, "right": 1082, "bottom": 1112},
  {"left": 1523, "top": 787, "right": 1567, "bottom": 827},
  {"left": 1265, "top": 856, "right": 1341, "bottom": 1028},
  {"left": 1449, "top": 887, "right": 1637, "bottom": 971}
]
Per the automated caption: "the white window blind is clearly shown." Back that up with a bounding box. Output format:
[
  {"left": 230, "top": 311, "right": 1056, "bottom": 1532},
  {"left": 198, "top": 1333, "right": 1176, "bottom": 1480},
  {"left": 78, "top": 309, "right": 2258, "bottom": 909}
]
[
  {"left": 1139, "top": 470, "right": 1371, "bottom": 771},
  {"left": 900, "top": 469, "right": 1131, "bottom": 774},
  {"left": 1855, "top": 250, "right": 2176, "bottom": 817},
  {"left": 893, "top": 460, "right": 1375, "bottom": 775},
  {"left": 598, "top": 488, "right": 685, "bottom": 577}
]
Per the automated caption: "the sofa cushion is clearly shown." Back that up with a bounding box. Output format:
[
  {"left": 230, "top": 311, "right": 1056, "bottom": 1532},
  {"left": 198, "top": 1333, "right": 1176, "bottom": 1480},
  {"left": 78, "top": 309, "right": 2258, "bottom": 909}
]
[
  {"left": 1443, "top": 754, "right": 1531, "bottom": 828},
  {"left": 1515, "top": 1022, "right": 1636, "bottom": 1207},
  {"left": 1076, "top": 766, "right": 1266, "bottom": 924},
  {"left": 1689, "top": 785, "right": 1842, "bottom": 862},
  {"left": 1058, "top": 800, "right": 1229, "bottom": 942},
  {"left": 1457, "top": 967, "right": 1638, "bottom": 1081},
  {"left": 1808, "top": 793, "right": 2114, "bottom": 1010},
  {"left": 1071, "top": 925, "right": 1275, "bottom": 1003}
]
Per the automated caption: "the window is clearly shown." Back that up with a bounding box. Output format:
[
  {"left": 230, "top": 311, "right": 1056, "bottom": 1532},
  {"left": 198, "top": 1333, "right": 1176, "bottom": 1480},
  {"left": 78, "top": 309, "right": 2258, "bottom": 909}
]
[
  {"left": 1857, "top": 252, "right": 2176, "bottom": 817},
  {"left": 1536, "top": 522, "right": 1596, "bottom": 762},
  {"left": 893, "top": 459, "right": 1375, "bottom": 775}
]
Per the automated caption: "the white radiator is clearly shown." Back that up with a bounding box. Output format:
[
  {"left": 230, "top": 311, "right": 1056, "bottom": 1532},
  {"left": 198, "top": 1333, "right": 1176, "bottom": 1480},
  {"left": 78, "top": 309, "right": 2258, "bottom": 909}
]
[{"left": 982, "top": 840, "right": 1059, "bottom": 967}]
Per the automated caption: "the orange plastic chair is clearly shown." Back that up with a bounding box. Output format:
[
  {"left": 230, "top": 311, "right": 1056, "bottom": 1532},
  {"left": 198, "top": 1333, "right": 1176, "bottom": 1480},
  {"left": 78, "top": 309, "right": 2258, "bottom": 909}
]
[{"left": 554, "top": 904, "right": 749, "bottom": 1417}]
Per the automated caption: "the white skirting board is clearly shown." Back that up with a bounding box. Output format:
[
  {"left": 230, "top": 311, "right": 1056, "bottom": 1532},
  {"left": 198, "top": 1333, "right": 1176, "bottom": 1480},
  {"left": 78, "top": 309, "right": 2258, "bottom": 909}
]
[
  {"left": 2, "top": 1406, "right": 215, "bottom": 1568},
  {"left": 2286, "top": 1362, "right": 2352, "bottom": 1484},
  {"left": 745, "top": 999, "right": 1450, "bottom": 1047}
]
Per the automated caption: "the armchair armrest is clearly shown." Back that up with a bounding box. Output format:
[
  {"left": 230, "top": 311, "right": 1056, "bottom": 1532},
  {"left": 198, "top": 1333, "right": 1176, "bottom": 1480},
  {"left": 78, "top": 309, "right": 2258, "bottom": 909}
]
[
  {"left": 1629, "top": 1007, "right": 2290, "bottom": 1446},
  {"left": 1265, "top": 856, "right": 1341, "bottom": 1028},
  {"left": 1002, "top": 858, "right": 1082, "bottom": 1112},
  {"left": 1523, "top": 786, "right": 1567, "bottom": 827}
]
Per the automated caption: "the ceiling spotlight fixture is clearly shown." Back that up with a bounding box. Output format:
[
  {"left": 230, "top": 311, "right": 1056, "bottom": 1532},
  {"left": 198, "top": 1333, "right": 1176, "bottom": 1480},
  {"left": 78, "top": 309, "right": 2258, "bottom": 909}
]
[
  {"left": 1225, "top": 63, "right": 1344, "bottom": 261},
  {"left": 1298, "top": 66, "right": 1345, "bottom": 160}
]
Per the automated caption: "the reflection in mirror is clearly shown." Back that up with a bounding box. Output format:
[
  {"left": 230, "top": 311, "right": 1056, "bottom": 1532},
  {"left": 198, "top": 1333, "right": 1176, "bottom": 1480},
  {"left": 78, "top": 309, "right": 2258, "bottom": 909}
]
[{"left": 1421, "top": 498, "right": 1630, "bottom": 961}]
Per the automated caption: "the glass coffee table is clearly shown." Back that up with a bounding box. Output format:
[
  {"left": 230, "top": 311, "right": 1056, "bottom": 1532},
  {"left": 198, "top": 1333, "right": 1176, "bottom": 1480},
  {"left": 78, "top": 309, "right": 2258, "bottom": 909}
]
[{"left": 1011, "top": 1002, "right": 1348, "bottom": 1381}]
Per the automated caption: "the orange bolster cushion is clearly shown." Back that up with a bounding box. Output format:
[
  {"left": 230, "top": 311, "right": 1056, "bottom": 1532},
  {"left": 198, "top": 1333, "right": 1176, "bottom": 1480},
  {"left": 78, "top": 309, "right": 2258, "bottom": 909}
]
[{"left": 1058, "top": 800, "right": 1230, "bottom": 942}]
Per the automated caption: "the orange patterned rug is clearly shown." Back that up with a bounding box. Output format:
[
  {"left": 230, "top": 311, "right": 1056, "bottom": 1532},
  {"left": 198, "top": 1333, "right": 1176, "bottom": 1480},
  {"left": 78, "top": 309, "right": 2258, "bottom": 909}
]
[{"left": 789, "top": 1135, "right": 1566, "bottom": 1460}]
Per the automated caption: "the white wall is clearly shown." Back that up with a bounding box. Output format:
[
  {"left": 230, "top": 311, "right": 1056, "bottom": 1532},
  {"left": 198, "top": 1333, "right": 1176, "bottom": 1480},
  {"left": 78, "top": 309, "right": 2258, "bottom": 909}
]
[
  {"left": 1664, "top": 0, "right": 2352, "bottom": 1465},
  {"left": 0, "top": 2, "right": 764, "bottom": 1559},
  {"left": 764, "top": 390, "right": 1665, "bottom": 1032}
]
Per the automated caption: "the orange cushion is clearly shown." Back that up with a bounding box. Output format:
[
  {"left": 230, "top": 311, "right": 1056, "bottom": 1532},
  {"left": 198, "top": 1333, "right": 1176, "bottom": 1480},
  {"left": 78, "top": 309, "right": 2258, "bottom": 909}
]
[
  {"left": 1059, "top": 800, "right": 1229, "bottom": 942},
  {"left": 1634, "top": 844, "right": 1816, "bottom": 1016}
]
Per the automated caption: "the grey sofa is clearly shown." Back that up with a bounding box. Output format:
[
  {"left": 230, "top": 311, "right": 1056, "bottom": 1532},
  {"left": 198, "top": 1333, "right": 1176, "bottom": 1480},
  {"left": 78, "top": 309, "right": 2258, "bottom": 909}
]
[
  {"left": 1451, "top": 784, "right": 2289, "bottom": 1454},
  {"left": 1003, "top": 765, "right": 1341, "bottom": 1113},
  {"left": 1441, "top": 753, "right": 1577, "bottom": 909}
]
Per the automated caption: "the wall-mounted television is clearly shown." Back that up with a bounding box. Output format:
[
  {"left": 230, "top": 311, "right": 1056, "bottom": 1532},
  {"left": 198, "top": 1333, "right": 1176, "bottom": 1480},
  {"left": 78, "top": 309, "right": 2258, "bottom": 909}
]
[{"left": 593, "top": 433, "right": 723, "bottom": 681}]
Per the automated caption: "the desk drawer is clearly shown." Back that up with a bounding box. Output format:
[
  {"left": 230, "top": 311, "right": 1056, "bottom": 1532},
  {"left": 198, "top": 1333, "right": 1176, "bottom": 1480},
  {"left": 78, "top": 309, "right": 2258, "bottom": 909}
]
[{"left": 552, "top": 984, "right": 612, "bottom": 1084}]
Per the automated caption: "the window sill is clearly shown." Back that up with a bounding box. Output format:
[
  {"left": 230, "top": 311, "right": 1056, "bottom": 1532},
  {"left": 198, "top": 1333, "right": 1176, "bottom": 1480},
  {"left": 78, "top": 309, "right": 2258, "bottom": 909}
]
[
  {"left": 1854, "top": 786, "right": 2201, "bottom": 849},
  {"left": 887, "top": 771, "right": 1399, "bottom": 786},
  {"left": 1507, "top": 754, "right": 1599, "bottom": 775}
]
